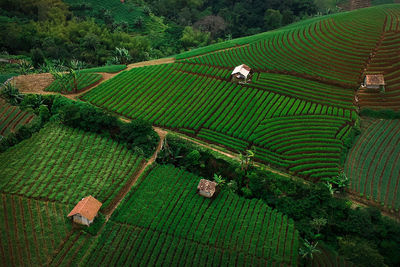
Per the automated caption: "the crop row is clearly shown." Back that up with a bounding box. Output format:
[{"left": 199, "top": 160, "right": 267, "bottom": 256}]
[
  {"left": 182, "top": 7, "right": 385, "bottom": 86},
  {"left": 358, "top": 30, "right": 400, "bottom": 110},
  {"left": 345, "top": 119, "right": 400, "bottom": 212},
  {"left": 110, "top": 165, "right": 299, "bottom": 264},
  {"left": 83, "top": 62, "right": 356, "bottom": 178},
  {"left": 0, "top": 99, "right": 35, "bottom": 137},
  {"left": 86, "top": 221, "right": 289, "bottom": 267},
  {"left": 45, "top": 72, "right": 101, "bottom": 93},
  {"left": 253, "top": 73, "right": 354, "bottom": 109},
  {"left": 0, "top": 123, "right": 144, "bottom": 209},
  {"left": 0, "top": 194, "right": 72, "bottom": 266},
  {"left": 251, "top": 115, "right": 352, "bottom": 179}
]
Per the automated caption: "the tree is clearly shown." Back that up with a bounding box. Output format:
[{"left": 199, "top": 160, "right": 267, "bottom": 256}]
[
  {"left": 180, "top": 26, "right": 210, "bottom": 49},
  {"left": 264, "top": 9, "right": 282, "bottom": 30},
  {"left": 113, "top": 47, "right": 132, "bottom": 64},
  {"left": 213, "top": 174, "right": 225, "bottom": 185},
  {"left": 338, "top": 237, "right": 386, "bottom": 267},
  {"left": 1, "top": 83, "right": 24, "bottom": 105},
  {"left": 310, "top": 217, "right": 327, "bottom": 239},
  {"left": 299, "top": 239, "right": 320, "bottom": 261},
  {"left": 194, "top": 15, "right": 227, "bottom": 37},
  {"left": 239, "top": 149, "right": 255, "bottom": 173}
]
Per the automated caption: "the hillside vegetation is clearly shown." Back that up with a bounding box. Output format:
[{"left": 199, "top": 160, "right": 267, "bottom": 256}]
[
  {"left": 345, "top": 118, "right": 400, "bottom": 214},
  {"left": 0, "top": 99, "right": 35, "bottom": 138},
  {"left": 82, "top": 5, "right": 400, "bottom": 180},
  {"left": 88, "top": 165, "right": 299, "bottom": 266},
  {"left": 0, "top": 123, "right": 145, "bottom": 209}
]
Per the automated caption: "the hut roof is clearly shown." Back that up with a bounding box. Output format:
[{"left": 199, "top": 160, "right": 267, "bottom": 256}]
[
  {"left": 231, "top": 64, "right": 251, "bottom": 77},
  {"left": 365, "top": 74, "right": 385, "bottom": 85},
  {"left": 197, "top": 179, "right": 217, "bottom": 195},
  {"left": 67, "top": 196, "right": 102, "bottom": 221}
]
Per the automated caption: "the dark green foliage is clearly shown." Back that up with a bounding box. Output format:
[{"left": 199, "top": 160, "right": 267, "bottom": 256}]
[
  {"left": 157, "top": 133, "right": 240, "bottom": 180},
  {"left": 51, "top": 96, "right": 158, "bottom": 157},
  {"left": 119, "top": 119, "right": 159, "bottom": 157},
  {"left": 1, "top": 83, "right": 23, "bottom": 105},
  {"left": 158, "top": 134, "right": 400, "bottom": 267},
  {"left": 338, "top": 237, "right": 386, "bottom": 267},
  {"left": 82, "top": 213, "right": 105, "bottom": 236},
  {"left": 360, "top": 108, "right": 400, "bottom": 119},
  {"left": 30, "top": 48, "right": 45, "bottom": 68}
]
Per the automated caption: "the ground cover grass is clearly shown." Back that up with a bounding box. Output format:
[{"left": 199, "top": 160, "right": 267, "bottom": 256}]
[
  {"left": 0, "top": 123, "right": 145, "bottom": 209},
  {"left": 45, "top": 72, "right": 101, "bottom": 93},
  {"left": 0, "top": 98, "right": 35, "bottom": 137},
  {"left": 344, "top": 119, "right": 400, "bottom": 214},
  {"left": 83, "top": 164, "right": 299, "bottom": 266}
]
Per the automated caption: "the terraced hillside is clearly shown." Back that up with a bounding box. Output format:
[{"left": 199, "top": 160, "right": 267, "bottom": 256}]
[
  {"left": 85, "top": 165, "right": 299, "bottom": 266},
  {"left": 345, "top": 118, "right": 400, "bottom": 215},
  {"left": 357, "top": 7, "right": 400, "bottom": 110},
  {"left": 0, "top": 123, "right": 145, "bottom": 210},
  {"left": 0, "top": 99, "right": 36, "bottom": 138}
]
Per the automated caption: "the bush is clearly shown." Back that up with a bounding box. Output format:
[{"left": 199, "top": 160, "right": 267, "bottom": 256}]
[
  {"left": 360, "top": 108, "right": 400, "bottom": 119},
  {"left": 82, "top": 213, "right": 105, "bottom": 236}
]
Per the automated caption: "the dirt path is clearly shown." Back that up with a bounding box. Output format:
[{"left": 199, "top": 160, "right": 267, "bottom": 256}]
[
  {"left": 104, "top": 128, "right": 167, "bottom": 220},
  {"left": 346, "top": 191, "right": 400, "bottom": 222},
  {"left": 126, "top": 57, "right": 174, "bottom": 70},
  {"left": 11, "top": 57, "right": 175, "bottom": 100}
]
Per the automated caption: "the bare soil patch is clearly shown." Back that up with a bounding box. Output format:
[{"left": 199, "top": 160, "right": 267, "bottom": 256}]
[
  {"left": 126, "top": 57, "right": 175, "bottom": 70},
  {"left": 11, "top": 73, "right": 55, "bottom": 95}
]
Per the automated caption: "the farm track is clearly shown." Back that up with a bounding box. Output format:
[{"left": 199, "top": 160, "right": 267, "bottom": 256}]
[
  {"left": 11, "top": 57, "right": 175, "bottom": 99},
  {"left": 104, "top": 127, "right": 167, "bottom": 220}
]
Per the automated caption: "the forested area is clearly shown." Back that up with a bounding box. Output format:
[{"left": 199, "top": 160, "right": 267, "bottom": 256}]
[{"left": 0, "top": 0, "right": 328, "bottom": 68}]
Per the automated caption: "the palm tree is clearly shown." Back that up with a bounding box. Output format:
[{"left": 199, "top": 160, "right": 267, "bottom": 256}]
[{"left": 299, "top": 239, "right": 320, "bottom": 261}]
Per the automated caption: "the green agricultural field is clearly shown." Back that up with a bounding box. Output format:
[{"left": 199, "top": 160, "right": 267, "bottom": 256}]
[
  {"left": 0, "top": 194, "right": 75, "bottom": 266},
  {"left": 45, "top": 73, "right": 102, "bottom": 93},
  {"left": 345, "top": 119, "right": 400, "bottom": 214},
  {"left": 82, "top": 57, "right": 356, "bottom": 180},
  {"left": 84, "top": 164, "right": 299, "bottom": 266},
  {"left": 0, "top": 123, "right": 145, "bottom": 209},
  {"left": 80, "top": 65, "right": 127, "bottom": 73},
  {"left": 0, "top": 99, "right": 36, "bottom": 138},
  {"left": 81, "top": 5, "right": 400, "bottom": 180}
]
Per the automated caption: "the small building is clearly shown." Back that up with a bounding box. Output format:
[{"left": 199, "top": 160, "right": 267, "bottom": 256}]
[
  {"left": 197, "top": 179, "right": 217, "bottom": 198},
  {"left": 231, "top": 64, "right": 252, "bottom": 83},
  {"left": 362, "top": 74, "right": 385, "bottom": 92},
  {"left": 67, "top": 196, "right": 102, "bottom": 226}
]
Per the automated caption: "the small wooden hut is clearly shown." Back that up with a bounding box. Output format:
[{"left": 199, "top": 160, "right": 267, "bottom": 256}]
[
  {"left": 231, "top": 64, "right": 252, "bottom": 83},
  {"left": 362, "top": 74, "right": 385, "bottom": 92},
  {"left": 67, "top": 196, "right": 102, "bottom": 226},
  {"left": 197, "top": 179, "right": 217, "bottom": 198}
]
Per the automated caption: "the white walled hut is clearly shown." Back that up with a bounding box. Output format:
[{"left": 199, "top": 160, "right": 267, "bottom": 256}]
[
  {"left": 362, "top": 74, "right": 385, "bottom": 92},
  {"left": 67, "top": 196, "right": 102, "bottom": 226},
  {"left": 197, "top": 179, "right": 217, "bottom": 198},
  {"left": 231, "top": 64, "right": 252, "bottom": 83}
]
